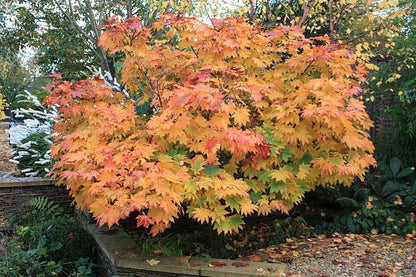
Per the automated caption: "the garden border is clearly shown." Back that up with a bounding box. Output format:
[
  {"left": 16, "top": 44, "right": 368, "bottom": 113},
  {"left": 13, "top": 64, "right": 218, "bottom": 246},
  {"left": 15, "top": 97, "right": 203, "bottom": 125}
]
[
  {"left": 0, "top": 178, "right": 54, "bottom": 188},
  {"left": 0, "top": 178, "right": 73, "bottom": 230},
  {"left": 87, "top": 223, "right": 286, "bottom": 277}
]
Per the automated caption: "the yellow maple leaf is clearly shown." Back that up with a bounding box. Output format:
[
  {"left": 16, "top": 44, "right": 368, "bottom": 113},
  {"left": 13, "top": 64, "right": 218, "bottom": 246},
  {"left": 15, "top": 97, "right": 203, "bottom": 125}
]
[
  {"left": 232, "top": 106, "right": 250, "bottom": 126},
  {"left": 270, "top": 169, "right": 291, "bottom": 182}
]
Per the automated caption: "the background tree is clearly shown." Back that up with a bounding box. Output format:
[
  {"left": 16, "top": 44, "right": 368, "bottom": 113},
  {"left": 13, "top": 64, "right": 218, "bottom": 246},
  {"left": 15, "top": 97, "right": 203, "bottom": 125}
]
[
  {"left": 0, "top": 3, "right": 36, "bottom": 112},
  {"left": 0, "top": 56, "right": 32, "bottom": 111},
  {"left": 366, "top": 0, "right": 416, "bottom": 165},
  {"left": 1, "top": 0, "right": 219, "bottom": 80}
]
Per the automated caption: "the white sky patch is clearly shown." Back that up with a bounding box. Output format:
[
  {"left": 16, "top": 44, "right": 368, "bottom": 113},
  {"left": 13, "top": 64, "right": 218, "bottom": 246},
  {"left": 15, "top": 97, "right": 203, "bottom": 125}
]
[{"left": 18, "top": 47, "right": 38, "bottom": 72}]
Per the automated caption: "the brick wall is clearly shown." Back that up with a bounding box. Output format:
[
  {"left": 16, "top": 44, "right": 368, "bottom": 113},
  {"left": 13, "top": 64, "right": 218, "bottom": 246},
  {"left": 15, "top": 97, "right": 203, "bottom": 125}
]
[{"left": 0, "top": 181, "right": 74, "bottom": 216}]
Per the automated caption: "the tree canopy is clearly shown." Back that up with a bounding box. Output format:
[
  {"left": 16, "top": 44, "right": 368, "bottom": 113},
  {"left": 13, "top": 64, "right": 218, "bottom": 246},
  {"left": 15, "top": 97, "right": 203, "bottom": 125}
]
[{"left": 46, "top": 15, "right": 375, "bottom": 235}]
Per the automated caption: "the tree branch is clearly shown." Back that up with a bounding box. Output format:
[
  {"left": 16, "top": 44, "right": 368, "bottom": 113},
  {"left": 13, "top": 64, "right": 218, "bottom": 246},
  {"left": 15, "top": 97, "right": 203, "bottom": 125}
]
[
  {"left": 334, "top": 3, "right": 350, "bottom": 32},
  {"left": 127, "top": 0, "right": 132, "bottom": 18},
  {"left": 136, "top": 62, "right": 163, "bottom": 108},
  {"left": 302, "top": 59, "right": 314, "bottom": 75},
  {"left": 329, "top": 0, "right": 335, "bottom": 40},
  {"left": 299, "top": 0, "right": 310, "bottom": 26},
  {"left": 50, "top": 0, "right": 95, "bottom": 45}
]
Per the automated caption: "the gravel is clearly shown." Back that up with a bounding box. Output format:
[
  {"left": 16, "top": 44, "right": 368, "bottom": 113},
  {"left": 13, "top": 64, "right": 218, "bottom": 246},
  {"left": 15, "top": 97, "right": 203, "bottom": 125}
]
[{"left": 261, "top": 233, "right": 416, "bottom": 277}]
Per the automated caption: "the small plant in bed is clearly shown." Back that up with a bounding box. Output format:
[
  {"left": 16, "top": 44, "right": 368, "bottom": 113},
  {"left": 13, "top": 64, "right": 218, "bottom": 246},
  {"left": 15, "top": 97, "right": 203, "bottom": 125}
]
[{"left": 1, "top": 197, "right": 95, "bottom": 277}]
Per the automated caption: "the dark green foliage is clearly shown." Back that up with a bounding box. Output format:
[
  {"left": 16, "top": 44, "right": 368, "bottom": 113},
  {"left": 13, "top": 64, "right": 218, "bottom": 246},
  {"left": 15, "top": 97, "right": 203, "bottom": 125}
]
[
  {"left": 368, "top": 2, "right": 416, "bottom": 166},
  {"left": 40, "top": 217, "right": 94, "bottom": 264},
  {"left": 1, "top": 198, "right": 95, "bottom": 276},
  {"left": 273, "top": 216, "right": 308, "bottom": 239},
  {"left": 0, "top": 241, "right": 64, "bottom": 277},
  {"left": 5, "top": 196, "right": 63, "bottom": 228},
  {"left": 305, "top": 157, "right": 416, "bottom": 236},
  {"left": 314, "top": 205, "right": 415, "bottom": 236},
  {"left": 27, "top": 196, "right": 63, "bottom": 218},
  {"left": 367, "top": 157, "right": 416, "bottom": 211},
  {"left": 134, "top": 231, "right": 207, "bottom": 257}
]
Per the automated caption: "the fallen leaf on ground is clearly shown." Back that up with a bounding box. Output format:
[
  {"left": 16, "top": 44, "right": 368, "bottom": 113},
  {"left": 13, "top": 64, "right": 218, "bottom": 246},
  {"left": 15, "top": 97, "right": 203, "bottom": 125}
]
[
  {"left": 359, "top": 257, "right": 376, "bottom": 264},
  {"left": 146, "top": 259, "right": 160, "bottom": 266},
  {"left": 232, "top": 262, "right": 249, "bottom": 267},
  {"left": 173, "top": 256, "right": 192, "bottom": 267},
  {"left": 209, "top": 260, "right": 227, "bottom": 268},
  {"left": 308, "top": 266, "right": 322, "bottom": 273},
  {"left": 115, "top": 251, "right": 136, "bottom": 258},
  {"left": 246, "top": 253, "right": 262, "bottom": 262},
  {"left": 332, "top": 259, "right": 346, "bottom": 265}
]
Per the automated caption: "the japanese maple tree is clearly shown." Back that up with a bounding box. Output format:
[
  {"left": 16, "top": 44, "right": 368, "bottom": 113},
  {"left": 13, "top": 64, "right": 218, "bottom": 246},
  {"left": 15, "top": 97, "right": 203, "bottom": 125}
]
[{"left": 45, "top": 15, "right": 375, "bottom": 235}]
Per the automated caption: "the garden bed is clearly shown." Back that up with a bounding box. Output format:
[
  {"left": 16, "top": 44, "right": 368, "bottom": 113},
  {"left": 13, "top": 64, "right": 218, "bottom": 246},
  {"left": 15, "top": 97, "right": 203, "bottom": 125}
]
[{"left": 0, "top": 197, "right": 95, "bottom": 276}]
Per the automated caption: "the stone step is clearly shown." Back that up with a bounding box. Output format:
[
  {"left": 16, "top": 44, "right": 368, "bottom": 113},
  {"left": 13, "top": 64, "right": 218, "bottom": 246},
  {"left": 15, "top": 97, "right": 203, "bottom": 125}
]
[{"left": 87, "top": 224, "right": 286, "bottom": 277}]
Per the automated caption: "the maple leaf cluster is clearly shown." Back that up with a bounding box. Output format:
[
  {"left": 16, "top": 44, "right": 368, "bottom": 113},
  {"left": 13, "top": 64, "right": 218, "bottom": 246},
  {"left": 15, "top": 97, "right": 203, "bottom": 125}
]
[{"left": 45, "top": 15, "right": 375, "bottom": 235}]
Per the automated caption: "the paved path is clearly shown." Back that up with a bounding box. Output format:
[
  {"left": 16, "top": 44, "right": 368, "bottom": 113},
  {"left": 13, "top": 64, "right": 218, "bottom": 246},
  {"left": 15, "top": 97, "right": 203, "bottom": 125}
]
[{"left": 0, "top": 120, "right": 19, "bottom": 176}]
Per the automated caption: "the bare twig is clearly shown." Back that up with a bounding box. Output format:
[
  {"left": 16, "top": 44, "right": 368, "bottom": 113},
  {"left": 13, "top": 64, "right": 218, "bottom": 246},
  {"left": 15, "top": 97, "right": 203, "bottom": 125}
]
[
  {"left": 50, "top": 0, "right": 95, "bottom": 45},
  {"left": 190, "top": 46, "right": 199, "bottom": 58},
  {"left": 302, "top": 60, "right": 314, "bottom": 75},
  {"left": 127, "top": 0, "right": 132, "bottom": 18},
  {"left": 299, "top": 0, "right": 310, "bottom": 26},
  {"left": 136, "top": 63, "right": 163, "bottom": 108},
  {"left": 329, "top": 0, "right": 335, "bottom": 40}
]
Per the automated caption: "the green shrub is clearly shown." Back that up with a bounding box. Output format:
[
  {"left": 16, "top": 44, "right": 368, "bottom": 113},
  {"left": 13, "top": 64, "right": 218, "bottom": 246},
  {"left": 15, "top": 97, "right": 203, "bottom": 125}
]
[
  {"left": 11, "top": 131, "right": 53, "bottom": 177},
  {"left": 307, "top": 157, "right": 416, "bottom": 235},
  {"left": 1, "top": 197, "right": 95, "bottom": 276}
]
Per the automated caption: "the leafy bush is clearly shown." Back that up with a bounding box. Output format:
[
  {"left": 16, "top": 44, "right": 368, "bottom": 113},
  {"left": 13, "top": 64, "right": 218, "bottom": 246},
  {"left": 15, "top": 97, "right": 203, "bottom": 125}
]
[
  {"left": 314, "top": 203, "right": 415, "bottom": 235},
  {"left": 45, "top": 15, "right": 375, "bottom": 235},
  {"left": 1, "top": 197, "right": 95, "bottom": 276},
  {"left": 11, "top": 132, "right": 54, "bottom": 177},
  {"left": 366, "top": 2, "right": 416, "bottom": 166},
  {"left": 7, "top": 90, "right": 57, "bottom": 177},
  {"left": 367, "top": 157, "right": 416, "bottom": 211},
  {"left": 309, "top": 157, "right": 416, "bottom": 235}
]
